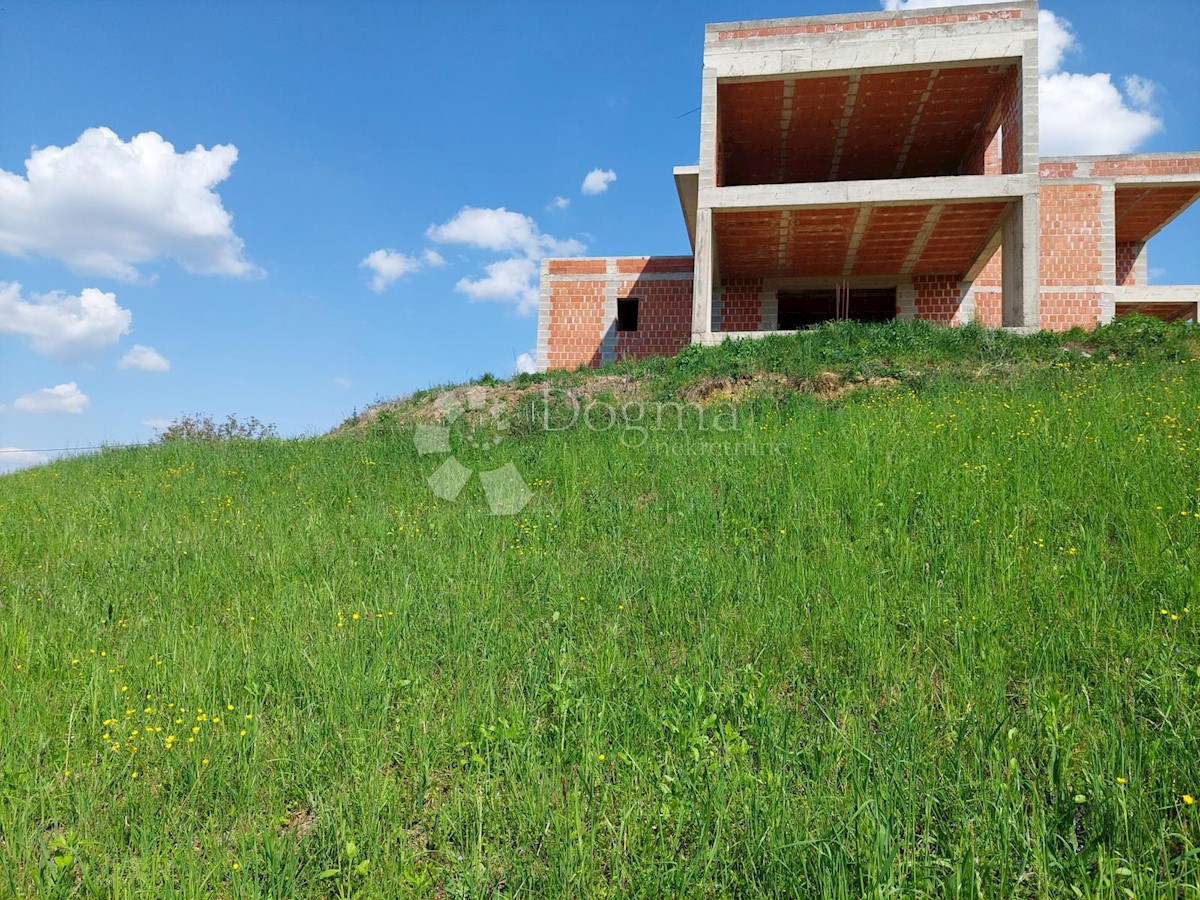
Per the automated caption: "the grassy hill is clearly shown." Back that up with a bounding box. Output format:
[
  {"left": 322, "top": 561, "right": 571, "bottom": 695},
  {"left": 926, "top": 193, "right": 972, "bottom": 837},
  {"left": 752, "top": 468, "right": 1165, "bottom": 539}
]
[{"left": 2, "top": 318, "right": 1199, "bottom": 897}]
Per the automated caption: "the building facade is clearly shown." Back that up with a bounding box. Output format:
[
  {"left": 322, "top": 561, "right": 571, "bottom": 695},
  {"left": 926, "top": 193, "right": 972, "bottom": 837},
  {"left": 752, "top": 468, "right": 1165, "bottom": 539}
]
[{"left": 537, "top": 1, "right": 1200, "bottom": 371}]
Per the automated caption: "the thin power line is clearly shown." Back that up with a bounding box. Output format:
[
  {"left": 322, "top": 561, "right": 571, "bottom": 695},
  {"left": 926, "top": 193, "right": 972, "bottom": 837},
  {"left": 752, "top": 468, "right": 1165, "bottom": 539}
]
[{"left": 1, "top": 442, "right": 152, "bottom": 454}]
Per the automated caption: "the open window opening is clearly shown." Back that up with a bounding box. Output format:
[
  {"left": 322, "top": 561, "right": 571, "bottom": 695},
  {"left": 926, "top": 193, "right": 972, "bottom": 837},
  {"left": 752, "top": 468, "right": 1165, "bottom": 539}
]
[
  {"left": 777, "top": 288, "right": 896, "bottom": 330},
  {"left": 617, "top": 298, "right": 640, "bottom": 332}
]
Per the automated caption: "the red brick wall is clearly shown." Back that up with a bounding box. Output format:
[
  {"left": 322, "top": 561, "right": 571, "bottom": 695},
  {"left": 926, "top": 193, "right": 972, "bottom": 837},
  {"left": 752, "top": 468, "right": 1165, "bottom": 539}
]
[
  {"left": 718, "top": 278, "right": 765, "bottom": 331},
  {"left": 1090, "top": 157, "right": 1200, "bottom": 178},
  {"left": 971, "top": 245, "right": 1003, "bottom": 327},
  {"left": 715, "top": 9, "right": 1022, "bottom": 40},
  {"left": 974, "top": 290, "right": 1003, "bottom": 327},
  {"left": 545, "top": 277, "right": 608, "bottom": 370},
  {"left": 614, "top": 275, "right": 693, "bottom": 361},
  {"left": 544, "top": 257, "right": 693, "bottom": 370},
  {"left": 913, "top": 275, "right": 964, "bottom": 322},
  {"left": 1040, "top": 184, "right": 1103, "bottom": 286},
  {"left": 1039, "top": 161, "right": 1078, "bottom": 179},
  {"left": 1116, "top": 242, "right": 1141, "bottom": 286},
  {"left": 1000, "top": 67, "right": 1022, "bottom": 174},
  {"left": 1040, "top": 292, "right": 1102, "bottom": 330}
]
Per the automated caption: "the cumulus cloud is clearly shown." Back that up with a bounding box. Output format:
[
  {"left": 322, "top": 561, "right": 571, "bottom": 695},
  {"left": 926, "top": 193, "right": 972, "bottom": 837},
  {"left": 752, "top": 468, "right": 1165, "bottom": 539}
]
[
  {"left": 513, "top": 351, "right": 537, "bottom": 375},
  {"left": 0, "top": 281, "right": 131, "bottom": 358},
  {"left": 1040, "top": 73, "right": 1162, "bottom": 155},
  {"left": 1037, "top": 10, "right": 1076, "bottom": 75},
  {"left": 457, "top": 258, "right": 541, "bottom": 314},
  {"left": 0, "top": 448, "right": 51, "bottom": 474},
  {"left": 359, "top": 247, "right": 448, "bottom": 291},
  {"left": 142, "top": 418, "right": 174, "bottom": 430},
  {"left": 0, "top": 127, "right": 258, "bottom": 280},
  {"left": 581, "top": 168, "right": 617, "bottom": 195},
  {"left": 548, "top": 196, "right": 571, "bottom": 211},
  {"left": 12, "top": 382, "right": 90, "bottom": 415},
  {"left": 118, "top": 344, "right": 170, "bottom": 372},
  {"left": 427, "top": 207, "right": 584, "bottom": 258},
  {"left": 360, "top": 249, "right": 422, "bottom": 292},
  {"left": 880, "top": 2, "right": 1163, "bottom": 155},
  {"left": 428, "top": 207, "right": 585, "bottom": 314},
  {"left": 333, "top": 376, "right": 352, "bottom": 389}
]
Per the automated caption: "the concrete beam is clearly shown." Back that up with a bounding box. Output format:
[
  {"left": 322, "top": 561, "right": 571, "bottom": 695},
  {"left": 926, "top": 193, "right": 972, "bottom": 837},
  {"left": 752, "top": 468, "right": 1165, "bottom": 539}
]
[
  {"left": 900, "top": 203, "right": 945, "bottom": 276},
  {"left": 828, "top": 73, "right": 860, "bottom": 181},
  {"left": 893, "top": 69, "right": 940, "bottom": 178},
  {"left": 841, "top": 206, "right": 872, "bottom": 277},
  {"left": 963, "top": 216, "right": 1005, "bottom": 282},
  {"left": 705, "top": 33, "right": 1028, "bottom": 81},
  {"left": 673, "top": 166, "right": 699, "bottom": 252},
  {"left": 705, "top": 2, "right": 1037, "bottom": 39},
  {"left": 703, "top": 174, "right": 1034, "bottom": 211},
  {"left": 1116, "top": 285, "right": 1200, "bottom": 304}
]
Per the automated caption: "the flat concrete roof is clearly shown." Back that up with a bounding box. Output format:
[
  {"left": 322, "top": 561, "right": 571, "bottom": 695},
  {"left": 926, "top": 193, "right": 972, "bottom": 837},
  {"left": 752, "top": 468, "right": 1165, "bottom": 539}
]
[{"left": 705, "top": 1, "right": 1037, "bottom": 37}]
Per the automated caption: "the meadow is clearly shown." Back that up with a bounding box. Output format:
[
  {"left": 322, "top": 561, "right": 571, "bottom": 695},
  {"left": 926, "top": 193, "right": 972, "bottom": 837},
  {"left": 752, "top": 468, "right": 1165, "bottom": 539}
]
[{"left": 1, "top": 319, "right": 1198, "bottom": 897}]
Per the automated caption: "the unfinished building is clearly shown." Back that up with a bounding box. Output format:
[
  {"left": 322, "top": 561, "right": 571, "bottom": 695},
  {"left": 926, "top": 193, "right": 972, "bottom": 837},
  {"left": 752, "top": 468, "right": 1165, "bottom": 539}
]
[{"left": 537, "top": 1, "right": 1200, "bottom": 371}]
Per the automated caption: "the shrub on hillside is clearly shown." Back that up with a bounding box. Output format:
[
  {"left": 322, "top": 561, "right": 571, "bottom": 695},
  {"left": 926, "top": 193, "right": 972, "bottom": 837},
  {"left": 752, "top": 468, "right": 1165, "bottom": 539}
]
[{"left": 157, "top": 413, "right": 279, "bottom": 443}]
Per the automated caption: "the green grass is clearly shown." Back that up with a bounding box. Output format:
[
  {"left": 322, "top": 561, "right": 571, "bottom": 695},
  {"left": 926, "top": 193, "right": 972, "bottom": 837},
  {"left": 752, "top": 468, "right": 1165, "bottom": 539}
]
[{"left": 2, "top": 319, "right": 1199, "bottom": 897}]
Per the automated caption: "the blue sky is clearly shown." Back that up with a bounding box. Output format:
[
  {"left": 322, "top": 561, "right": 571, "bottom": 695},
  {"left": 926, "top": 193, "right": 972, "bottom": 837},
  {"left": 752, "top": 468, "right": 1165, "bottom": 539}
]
[{"left": 2, "top": 0, "right": 1198, "bottom": 469}]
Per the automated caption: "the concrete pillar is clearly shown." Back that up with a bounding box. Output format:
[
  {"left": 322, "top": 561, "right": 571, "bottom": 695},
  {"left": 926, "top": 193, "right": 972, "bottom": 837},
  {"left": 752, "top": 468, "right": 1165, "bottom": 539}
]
[
  {"left": 692, "top": 206, "right": 715, "bottom": 339},
  {"left": 1001, "top": 194, "right": 1040, "bottom": 328}
]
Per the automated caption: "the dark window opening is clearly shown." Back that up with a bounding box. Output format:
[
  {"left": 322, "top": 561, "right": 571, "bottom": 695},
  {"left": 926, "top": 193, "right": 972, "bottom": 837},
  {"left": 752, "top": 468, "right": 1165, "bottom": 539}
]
[
  {"left": 777, "top": 288, "right": 896, "bottom": 330},
  {"left": 617, "top": 298, "right": 640, "bottom": 332}
]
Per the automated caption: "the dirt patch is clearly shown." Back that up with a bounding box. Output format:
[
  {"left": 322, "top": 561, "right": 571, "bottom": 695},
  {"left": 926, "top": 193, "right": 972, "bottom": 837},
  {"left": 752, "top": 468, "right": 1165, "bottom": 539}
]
[
  {"left": 278, "top": 807, "right": 315, "bottom": 838},
  {"left": 335, "top": 375, "right": 650, "bottom": 435},
  {"left": 678, "top": 371, "right": 900, "bottom": 404}
]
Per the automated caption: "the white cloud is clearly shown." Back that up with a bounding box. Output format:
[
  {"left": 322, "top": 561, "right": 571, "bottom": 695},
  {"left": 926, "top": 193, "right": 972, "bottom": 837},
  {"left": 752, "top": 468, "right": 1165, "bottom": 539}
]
[
  {"left": 879, "top": 3, "right": 1162, "bottom": 154},
  {"left": 581, "top": 168, "right": 617, "bottom": 195},
  {"left": 456, "top": 258, "right": 541, "bottom": 314},
  {"left": 0, "top": 448, "right": 51, "bottom": 474},
  {"left": 0, "top": 127, "right": 258, "bottom": 280},
  {"left": 360, "top": 248, "right": 422, "bottom": 292},
  {"left": 428, "top": 207, "right": 585, "bottom": 314},
  {"left": 12, "top": 382, "right": 90, "bottom": 415},
  {"left": 333, "top": 376, "right": 352, "bottom": 389},
  {"left": 118, "top": 344, "right": 170, "bottom": 372},
  {"left": 1123, "top": 75, "right": 1157, "bottom": 108},
  {"left": 1037, "top": 10, "right": 1076, "bottom": 75},
  {"left": 548, "top": 196, "right": 571, "bottom": 211},
  {"left": 513, "top": 351, "right": 537, "bottom": 375},
  {"left": 0, "top": 281, "right": 131, "bottom": 358},
  {"left": 142, "top": 418, "right": 174, "bottom": 430},
  {"left": 1041, "top": 73, "right": 1162, "bottom": 155},
  {"left": 427, "top": 207, "right": 584, "bottom": 258},
  {"left": 359, "top": 247, "right": 448, "bottom": 291}
]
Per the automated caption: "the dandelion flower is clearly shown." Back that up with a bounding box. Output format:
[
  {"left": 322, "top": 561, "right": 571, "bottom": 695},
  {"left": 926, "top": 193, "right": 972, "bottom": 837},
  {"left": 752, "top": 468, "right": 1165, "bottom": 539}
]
[{"left": 1185, "top": 795, "right": 1196, "bottom": 805}]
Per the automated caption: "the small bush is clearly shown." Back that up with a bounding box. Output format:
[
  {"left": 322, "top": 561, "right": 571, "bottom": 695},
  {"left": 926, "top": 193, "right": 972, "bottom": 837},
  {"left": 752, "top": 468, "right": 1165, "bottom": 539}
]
[{"left": 158, "top": 413, "right": 279, "bottom": 444}]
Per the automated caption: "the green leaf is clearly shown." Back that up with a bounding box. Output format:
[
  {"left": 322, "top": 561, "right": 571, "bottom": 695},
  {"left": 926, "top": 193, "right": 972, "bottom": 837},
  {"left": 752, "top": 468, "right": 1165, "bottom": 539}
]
[{"left": 317, "top": 868, "right": 341, "bottom": 880}]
